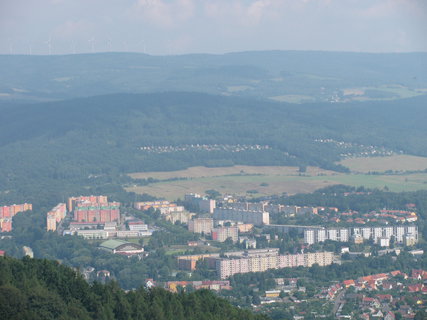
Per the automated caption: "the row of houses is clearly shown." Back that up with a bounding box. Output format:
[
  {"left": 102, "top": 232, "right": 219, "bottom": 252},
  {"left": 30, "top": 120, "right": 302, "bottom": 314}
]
[{"left": 304, "top": 224, "right": 418, "bottom": 246}]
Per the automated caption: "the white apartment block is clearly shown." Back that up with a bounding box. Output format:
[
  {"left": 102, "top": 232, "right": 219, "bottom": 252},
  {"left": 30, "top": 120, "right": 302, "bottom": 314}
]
[
  {"left": 305, "top": 225, "right": 418, "bottom": 246},
  {"left": 213, "top": 208, "right": 269, "bottom": 226},
  {"left": 216, "top": 251, "right": 333, "bottom": 279},
  {"left": 304, "top": 228, "right": 350, "bottom": 245}
]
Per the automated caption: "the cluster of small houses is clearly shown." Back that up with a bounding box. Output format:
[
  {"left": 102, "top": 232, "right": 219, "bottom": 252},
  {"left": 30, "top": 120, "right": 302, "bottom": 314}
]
[
  {"left": 332, "top": 209, "right": 418, "bottom": 225},
  {"left": 139, "top": 144, "right": 271, "bottom": 154},
  {"left": 143, "top": 279, "right": 232, "bottom": 293},
  {"left": 322, "top": 269, "right": 427, "bottom": 319}
]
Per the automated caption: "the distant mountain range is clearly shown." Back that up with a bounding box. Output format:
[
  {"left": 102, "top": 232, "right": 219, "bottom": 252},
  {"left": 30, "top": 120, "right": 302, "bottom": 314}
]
[{"left": 1, "top": 51, "right": 426, "bottom": 102}]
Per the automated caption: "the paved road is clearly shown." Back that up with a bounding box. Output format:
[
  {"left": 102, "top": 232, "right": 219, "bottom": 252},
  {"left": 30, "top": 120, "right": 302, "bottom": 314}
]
[{"left": 333, "top": 289, "right": 346, "bottom": 315}]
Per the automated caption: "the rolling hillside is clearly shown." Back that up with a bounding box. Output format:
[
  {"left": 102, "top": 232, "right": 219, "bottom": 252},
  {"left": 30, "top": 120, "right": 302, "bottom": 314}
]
[
  {"left": 1, "top": 51, "right": 426, "bottom": 102},
  {"left": 0, "top": 92, "right": 427, "bottom": 204}
]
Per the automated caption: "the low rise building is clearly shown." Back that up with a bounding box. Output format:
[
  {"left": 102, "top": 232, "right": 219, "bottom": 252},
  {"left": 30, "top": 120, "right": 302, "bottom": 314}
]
[
  {"left": 128, "top": 221, "right": 148, "bottom": 231},
  {"left": 76, "top": 229, "right": 109, "bottom": 239}
]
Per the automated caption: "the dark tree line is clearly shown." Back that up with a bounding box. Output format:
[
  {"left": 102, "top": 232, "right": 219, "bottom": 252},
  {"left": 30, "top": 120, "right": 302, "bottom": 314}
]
[{"left": 0, "top": 256, "right": 269, "bottom": 320}]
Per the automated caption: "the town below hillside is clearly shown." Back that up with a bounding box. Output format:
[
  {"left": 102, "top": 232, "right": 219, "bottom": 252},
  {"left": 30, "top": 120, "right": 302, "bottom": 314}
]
[{"left": 2, "top": 184, "right": 427, "bottom": 319}]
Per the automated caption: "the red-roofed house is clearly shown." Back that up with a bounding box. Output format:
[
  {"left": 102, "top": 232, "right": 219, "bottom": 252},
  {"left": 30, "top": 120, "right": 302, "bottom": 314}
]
[
  {"left": 390, "top": 270, "right": 402, "bottom": 277},
  {"left": 343, "top": 280, "right": 355, "bottom": 288},
  {"left": 376, "top": 294, "right": 393, "bottom": 303},
  {"left": 408, "top": 284, "right": 423, "bottom": 292},
  {"left": 411, "top": 269, "right": 425, "bottom": 280}
]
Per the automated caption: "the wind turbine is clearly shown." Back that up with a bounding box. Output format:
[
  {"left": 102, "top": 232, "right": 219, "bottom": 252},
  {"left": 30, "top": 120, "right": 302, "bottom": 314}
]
[
  {"left": 71, "top": 41, "right": 77, "bottom": 54},
  {"left": 107, "top": 37, "right": 112, "bottom": 52},
  {"left": 122, "top": 41, "right": 128, "bottom": 52},
  {"left": 45, "top": 36, "right": 52, "bottom": 55},
  {"left": 88, "top": 37, "right": 95, "bottom": 53},
  {"left": 142, "top": 39, "right": 146, "bottom": 54},
  {"left": 28, "top": 43, "right": 32, "bottom": 55}
]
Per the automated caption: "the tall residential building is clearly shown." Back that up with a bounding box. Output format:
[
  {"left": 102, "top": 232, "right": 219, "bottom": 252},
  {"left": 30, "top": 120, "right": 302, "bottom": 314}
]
[
  {"left": 216, "top": 250, "right": 333, "bottom": 279},
  {"left": 47, "top": 215, "right": 57, "bottom": 231},
  {"left": 164, "top": 211, "right": 195, "bottom": 224},
  {"left": 188, "top": 218, "right": 214, "bottom": 234},
  {"left": 184, "top": 193, "right": 216, "bottom": 213},
  {"left": 212, "top": 226, "right": 238, "bottom": 242},
  {"left": 73, "top": 202, "right": 120, "bottom": 223},
  {"left": 0, "top": 218, "right": 12, "bottom": 232},
  {"left": 68, "top": 196, "right": 108, "bottom": 212},
  {"left": 305, "top": 225, "right": 418, "bottom": 246},
  {"left": 46, "top": 203, "right": 67, "bottom": 232},
  {"left": 0, "top": 203, "right": 32, "bottom": 232},
  {"left": 213, "top": 208, "right": 269, "bottom": 226}
]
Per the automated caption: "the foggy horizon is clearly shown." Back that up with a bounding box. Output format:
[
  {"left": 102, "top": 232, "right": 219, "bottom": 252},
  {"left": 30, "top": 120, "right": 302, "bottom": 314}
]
[{"left": 1, "top": 0, "right": 427, "bottom": 56}]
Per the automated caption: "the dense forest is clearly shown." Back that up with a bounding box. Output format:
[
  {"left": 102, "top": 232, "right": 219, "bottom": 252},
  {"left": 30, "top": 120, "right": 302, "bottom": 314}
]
[
  {"left": 0, "top": 256, "right": 269, "bottom": 320},
  {"left": 1, "top": 92, "right": 427, "bottom": 205}
]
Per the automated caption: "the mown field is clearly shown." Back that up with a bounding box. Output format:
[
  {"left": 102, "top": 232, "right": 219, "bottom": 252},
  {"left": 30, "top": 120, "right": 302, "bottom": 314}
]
[
  {"left": 129, "top": 165, "right": 335, "bottom": 180},
  {"left": 127, "top": 161, "right": 427, "bottom": 200},
  {"left": 339, "top": 155, "right": 427, "bottom": 173}
]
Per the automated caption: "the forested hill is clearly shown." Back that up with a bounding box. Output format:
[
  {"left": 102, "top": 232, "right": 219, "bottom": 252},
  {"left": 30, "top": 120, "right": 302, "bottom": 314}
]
[
  {"left": 0, "top": 256, "right": 268, "bottom": 320},
  {"left": 1, "top": 92, "right": 427, "bottom": 204},
  {"left": 0, "top": 51, "right": 426, "bottom": 102}
]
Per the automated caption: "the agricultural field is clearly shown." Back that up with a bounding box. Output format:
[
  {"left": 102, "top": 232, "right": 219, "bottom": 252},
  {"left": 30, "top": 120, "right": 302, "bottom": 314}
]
[
  {"left": 127, "top": 164, "right": 427, "bottom": 200},
  {"left": 129, "top": 165, "right": 336, "bottom": 180},
  {"left": 339, "top": 155, "right": 427, "bottom": 173}
]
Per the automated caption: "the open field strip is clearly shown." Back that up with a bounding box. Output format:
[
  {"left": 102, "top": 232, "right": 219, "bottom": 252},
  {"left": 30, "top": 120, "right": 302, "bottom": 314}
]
[
  {"left": 129, "top": 165, "right": 336, "bottom": 180},
  {"left": 339, "top": 155, "right": 427, "bottom": 173},
  {"left": 126, "top": 164, "right": 427, "bottom": 200}
]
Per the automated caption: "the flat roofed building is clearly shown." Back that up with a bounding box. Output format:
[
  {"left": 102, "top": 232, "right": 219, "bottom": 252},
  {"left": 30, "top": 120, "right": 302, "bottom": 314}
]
[
  {"left": 128, "top": 221, "right": 148, "bottom": 231},
  {"left": 184, "top": 193, "right": 216, "bottom": 214},
  {"left": 0, "top": 218, "right": 12, "bottom": 232},
  {"left": 188, "top": 218, "right": 214, "bottom": 234},
  {"left": 213, "top": 208, "right": 269, "bottom": 226},
  {"left": 76, "top": 229, "right": 109, "bottom": 239},
  {"left": 212, "top": 226, "right": 238, "bottom": 243},
  {"left": 216, "top": 250, "right": 333, "bottom": 279},
  {"left": 46, "top": 214, "right": 57, "bottom": 231}
]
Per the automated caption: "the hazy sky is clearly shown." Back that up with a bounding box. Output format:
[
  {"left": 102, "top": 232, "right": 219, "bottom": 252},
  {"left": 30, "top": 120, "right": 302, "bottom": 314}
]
[{"left": 1, "top": 0, "right": 426, "bottom": 55}]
